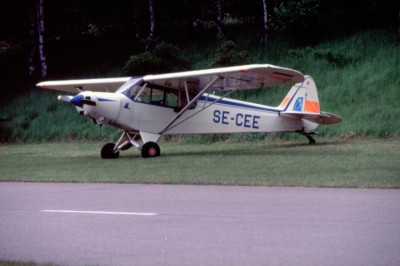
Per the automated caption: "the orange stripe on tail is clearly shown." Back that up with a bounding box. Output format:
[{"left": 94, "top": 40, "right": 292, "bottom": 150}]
[
  {"left": 279, "top": 97, "right": 290, "bottom": 108},
  {"left": 305, "top": 100, "right": 320, "bottom": 113}
]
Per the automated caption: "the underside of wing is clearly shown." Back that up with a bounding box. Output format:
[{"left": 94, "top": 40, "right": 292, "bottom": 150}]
[
  {"left": 143, "top": 64, "right": 304, "bottom": 92},
  {"left": 36, "top": 77, "right": 132, "bottom": 94}
]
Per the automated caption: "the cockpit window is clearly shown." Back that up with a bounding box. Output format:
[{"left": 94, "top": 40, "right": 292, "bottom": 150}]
[
  {"left": 117, "top": 77, "right": 144, "bottom": 100},
  {"left": 119, "top": 78, "right": 197, "bottom": 111},
  {"left": 138, "top": 86, "right": 178, "bottom": 108}
]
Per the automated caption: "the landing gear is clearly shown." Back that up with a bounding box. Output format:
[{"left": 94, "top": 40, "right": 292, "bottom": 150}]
[
  {"left": 299, "top": 131, "right": 318, "bottom": 144},
  {"left": 101, "top": 132, "right": 161, "bottom": 159},
  {"left": 141, "top": 142, "right": 160, "bottom": 158},
  {"left": 101, "top": 143, "right": 120, "bottom": 159}
]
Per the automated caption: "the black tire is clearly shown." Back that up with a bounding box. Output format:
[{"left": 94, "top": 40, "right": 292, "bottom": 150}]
[
  {"left": 141, "top": 142, "right": 160, "bottom": 158},
  {"left": 101, "top": 143, "right": 120, "bottom": 159}
]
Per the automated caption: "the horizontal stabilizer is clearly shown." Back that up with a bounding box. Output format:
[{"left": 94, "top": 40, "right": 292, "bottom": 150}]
[{"left": 282, "top": 111, "right": 342, "bottom": 125}]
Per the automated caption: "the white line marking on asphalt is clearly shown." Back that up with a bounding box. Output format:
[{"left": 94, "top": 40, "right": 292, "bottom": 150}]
[{"left": 41, "top": 210, "right": 158, "bottom": 216}]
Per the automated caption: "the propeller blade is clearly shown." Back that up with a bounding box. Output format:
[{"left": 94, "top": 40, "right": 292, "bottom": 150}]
[{"left": 80, "top": 99, "right": 97, "bottom": 106}]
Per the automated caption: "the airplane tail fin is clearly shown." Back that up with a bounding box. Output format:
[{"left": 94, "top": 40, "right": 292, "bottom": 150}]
[
  {"left": 279, "top": 76, "right": 342, "bottom": 126},
  {"left": 278, "top": 75, "right": 320, "bottom": 113}
]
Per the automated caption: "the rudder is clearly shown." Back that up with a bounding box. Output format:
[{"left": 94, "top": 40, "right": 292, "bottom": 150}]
[{"left": 278, "top": 75, "right": 320, "bottom": 114}]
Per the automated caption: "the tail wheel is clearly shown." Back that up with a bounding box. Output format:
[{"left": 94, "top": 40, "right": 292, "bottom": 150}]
[
  {"left": 141, "top": 142, "right": 160, "bottom": 158},
  {"left": 101, "top": 143, "right": 120, "bottom": 159}
]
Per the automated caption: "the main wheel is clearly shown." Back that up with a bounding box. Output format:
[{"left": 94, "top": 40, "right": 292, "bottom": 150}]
[
  {"left": 141, "top": 142, "right": 160, "bottom": 158},
  {"left": 101, "top": 143, "right": 120, "bottom": 159}
]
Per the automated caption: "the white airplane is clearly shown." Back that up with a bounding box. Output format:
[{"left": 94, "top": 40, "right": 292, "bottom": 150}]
[{"left": 37, "top": 64, "right": 341, "bottom": 159}]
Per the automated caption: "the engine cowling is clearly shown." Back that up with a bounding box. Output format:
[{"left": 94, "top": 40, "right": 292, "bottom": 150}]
[{"left": 71, "top": 92, "right": 121, "bottom": 124}]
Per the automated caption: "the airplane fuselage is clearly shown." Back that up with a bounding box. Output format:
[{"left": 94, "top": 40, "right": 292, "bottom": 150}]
[{"left": 95, "top": 92, "right": 314, "bottom": 135}]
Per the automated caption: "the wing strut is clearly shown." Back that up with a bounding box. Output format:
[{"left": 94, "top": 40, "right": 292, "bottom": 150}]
[
  {"left": 184, "top": 81, "right": 190, "bottom": 104},
  {"left": 161, "top": 87, "right": 237, "bottom": 133},
  {"left": 160, "top": 77, "right": 220, "bottom": 134}
]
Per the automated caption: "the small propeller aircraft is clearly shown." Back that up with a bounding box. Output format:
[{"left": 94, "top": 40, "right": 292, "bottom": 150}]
[{"left": 37, "top": 64, "right": 341, "bottom": 159}]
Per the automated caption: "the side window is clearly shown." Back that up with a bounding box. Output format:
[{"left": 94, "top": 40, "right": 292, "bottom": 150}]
[
  {"left": 137, "top": 87, "right": 155, "bottom": 103},
  {"left": 137, "top": 86, "right": 178, "bottom": 108},
  {"left": 177, "top": 90, "right": 197, "bottom": 109},
  {"left": 166, "top": 92, "right": 178, "bottom": 108}
]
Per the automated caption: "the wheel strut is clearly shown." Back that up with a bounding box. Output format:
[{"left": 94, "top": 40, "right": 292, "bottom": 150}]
[{"left": 299, "top": 131, "right": 318, "bottom": 145}]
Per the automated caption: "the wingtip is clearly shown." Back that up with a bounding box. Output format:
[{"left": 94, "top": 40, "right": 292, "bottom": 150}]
[{"left": 36, "top": 82, "right": 45, "bottom": 88}]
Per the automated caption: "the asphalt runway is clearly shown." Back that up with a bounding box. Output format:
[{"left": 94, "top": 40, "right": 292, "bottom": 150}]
[{"left": 0, "top": 183, "right": 399, "bottom": 266}]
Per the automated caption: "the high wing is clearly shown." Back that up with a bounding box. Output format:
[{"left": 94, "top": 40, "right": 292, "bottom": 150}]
[
  {"left": 36, "top": 77, "right": 131, "bottom": 94},
  {"left": 37, "top": 65, "right": 303, "bottom": 93},
  {"left": 144, "top": 64, "right": 304, "bottom": 91}
]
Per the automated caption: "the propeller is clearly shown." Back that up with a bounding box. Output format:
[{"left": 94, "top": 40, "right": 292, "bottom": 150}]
[
  {"left": 58, "top": 94, "right": 97, "bottom": 116},
  {"left": 62, "top": 94, "right": 97, "bottom": 107},
  {"left": 80, "top": 98, "right": 97, "bottom": 106},
  {"left": 57, "top": 92, "right": 119, "bottom": 125}
]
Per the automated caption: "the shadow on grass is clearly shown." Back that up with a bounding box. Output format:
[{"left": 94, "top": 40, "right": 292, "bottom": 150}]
[
  {"left": 110, "top": 139, "right": 349, "bottom": 159},
  {"left": 46, "top": 138, "right": 349, "bottom": 162}
]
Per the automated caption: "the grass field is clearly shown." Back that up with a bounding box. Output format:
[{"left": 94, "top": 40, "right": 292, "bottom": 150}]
[{"left": 1, "top": 138, "right": 399, "bottom": 188}]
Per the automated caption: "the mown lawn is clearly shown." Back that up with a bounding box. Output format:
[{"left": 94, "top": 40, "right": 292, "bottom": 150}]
[{"left": 1, "top": 138, "right": 399, "bottom": 188}]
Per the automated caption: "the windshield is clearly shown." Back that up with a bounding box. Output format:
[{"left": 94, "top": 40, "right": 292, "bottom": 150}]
[
  {"left": 116, "top": 77, "right": 144, "bottom": 100},
  {"left": 117, "top": 77, "right": 197, "bottom": 110}
]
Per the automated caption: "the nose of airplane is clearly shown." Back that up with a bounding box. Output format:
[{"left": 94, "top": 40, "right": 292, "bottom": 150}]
[
  {"left": 71, "top": 94, "right": 84, "bottom": 107},
  {"left": 73, "top": 92, "right": 122, "bottom": 124},
  {"left": 71, "top": 93, "right": 97, "bottom": 108}
]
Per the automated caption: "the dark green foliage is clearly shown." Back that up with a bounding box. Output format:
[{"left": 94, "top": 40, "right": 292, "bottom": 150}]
[
  {"left": 123, "top": 42, "right": 189, "bottom": 75},
  {"left": 272, "top": 0, "right": 320, "bottom": 33},
  {"left": 313, "top": 51, "right": 351, "bottom": 68},
  {"left": 211, "top": 39, "right": 251, "bottom": 67},
  {"left": 123, "top": 52, "right": 161, "bottom": 75}
]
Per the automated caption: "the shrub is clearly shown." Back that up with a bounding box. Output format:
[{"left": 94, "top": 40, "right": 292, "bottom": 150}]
[
  {"left": 122, "top": 42, "right": 189, "bottom": 75},
  {"left": 313, "top": 51, "right": 351, "bottom": 68},
  {"left": 211, "top": 39, "right": 250, "bottom": 67}
]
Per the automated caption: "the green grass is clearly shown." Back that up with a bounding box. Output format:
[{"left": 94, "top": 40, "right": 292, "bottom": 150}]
[
  {"left": 1, "top": 138, "right": 399, "bottom": 188},
  {"left": 1, "top": 30, "right": 399, "bottom": 143}
]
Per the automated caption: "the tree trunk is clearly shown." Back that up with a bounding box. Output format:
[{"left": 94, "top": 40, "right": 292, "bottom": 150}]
[
  {"left": 133, "top": 4, "right": 140, "bottom": 41},
  {"left": 145, "top": 0, "right": 156, "bottom": 51},
  {"left": 216, "top": 0, "right": 224, "bottom": 40},
  {"left": 36, "top": 0, "right": 47, "bottom": 78},
  {"left": 398, "top": 2, "right": 400, "bottom": 44},
  {"left": 261, "top": 0, "right": 268, "bottom": 45},
  {"left": 28, "top": 5, "right": 36, "bottom": 77}
]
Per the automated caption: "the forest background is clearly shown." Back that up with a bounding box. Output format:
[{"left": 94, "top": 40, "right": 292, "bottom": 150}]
[{"left": 0, "top": 0, "right": 399, "bottom": 143}]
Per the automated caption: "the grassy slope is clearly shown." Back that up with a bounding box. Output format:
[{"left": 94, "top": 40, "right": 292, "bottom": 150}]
[
  {"left": 242, "top": 30, "right": 400, "bottom": 138},
  {"left": 0, "top": 30, "right": 399, "bottom": 142}
]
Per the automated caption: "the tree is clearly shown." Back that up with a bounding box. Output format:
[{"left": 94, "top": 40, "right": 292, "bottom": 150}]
[
  {"left": 36, "top": 0, "right": 47, "bottom": 78},
  {"left": 28, "top": 0, "right": 48, "bottom": 78},
  {"left": 145, "top": 0, "right": 156, "bottom": 51},
  {"left": 133, "top": 2, "right": 140, "bottom": 42},
  {"left": 398, "top": 2, "right": 400, "bottom": 43},
  {"left": 216, "top": 0, "right": 224, "bottom": 40},
  {"left": 260, "top": 0, "right": 268, "bottom": 45},
  {"left": 272, "top": 0, "right": 320, "bottom": 42},
  {"left": 28, "top": 3, "right": 36, "bottom": 77}
]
